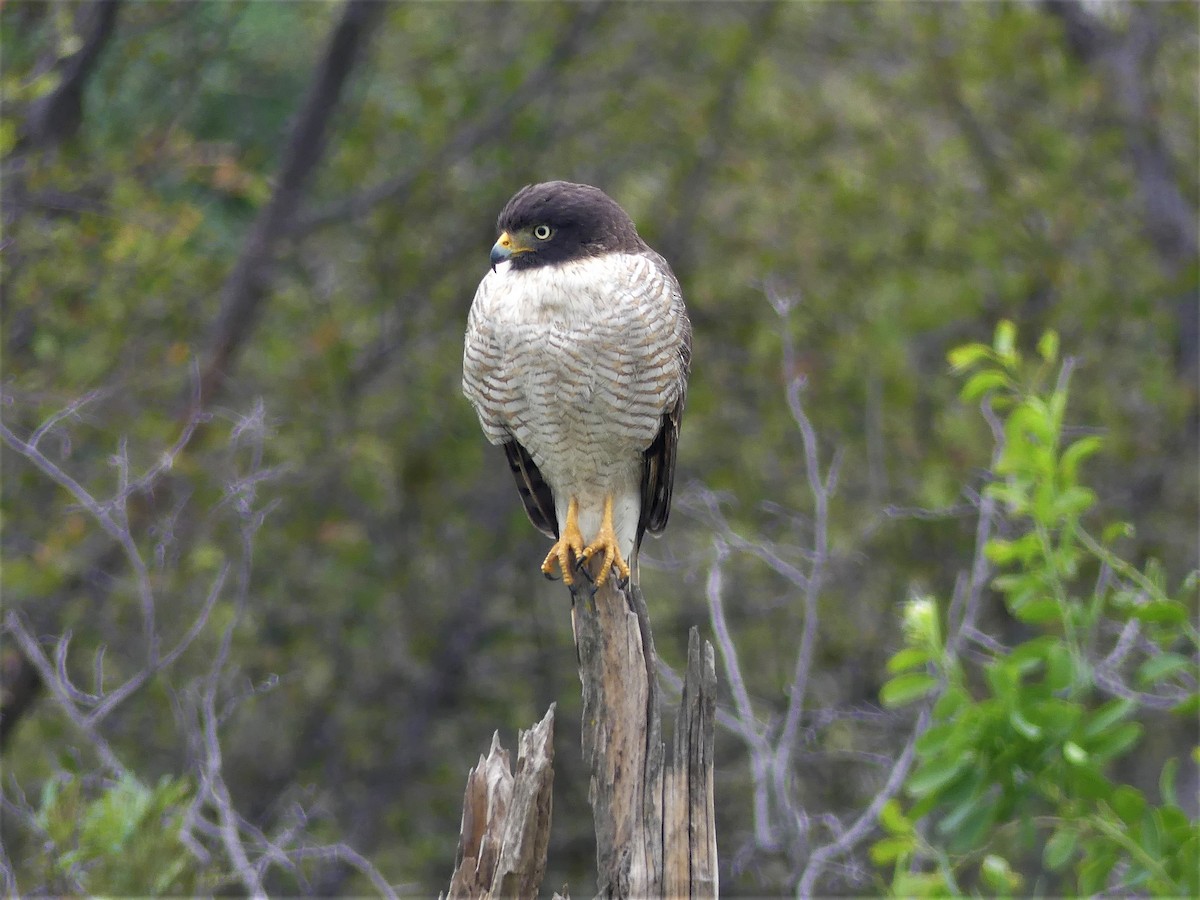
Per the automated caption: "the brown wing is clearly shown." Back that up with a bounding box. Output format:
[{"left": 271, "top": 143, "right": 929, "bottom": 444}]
[
  {"left": 638, "top": 313, "right": 691, "bottom": 547},
  {"left": 504, "top": 440, "right": 558, "bottom": 539}
]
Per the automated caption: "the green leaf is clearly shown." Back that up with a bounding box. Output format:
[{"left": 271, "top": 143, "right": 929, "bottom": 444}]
[
  {"left": 1083, "top": 698, "right": 1135, "bottom": 738},
  {"left": 1009, "top": 597, "right": 1061, "bottom": 625},
  {"left": 1158, "top": 804, "right": 1189, "bottom": 838},
  {"left": 1130, "top": 600, "right": 1187, "bottom": 625},
  {"left": 915, "top": 722, "right": 958, "bottom": 756},
  {"left": 1036, "top": 329, "right": 1059, "bottom": 362},
  {"left": 1109, "top": 785, "right": 1146, "bottom": 825},
  {"left": 1090, "top": 721, "right": 1143, "bottom": 762},
  {"left": 891, "top": 871, "right": 954, "bottom": 898},
  {"left": 1059, "top": 435, "right": 1103, "bottom": 482},
  {"left": 1063, "top": 741, "right": 1088, "bottom": 765},
  {"left": 1051, "top": 486, "right": 1096, "bottom": 518},
  {"left": 1009, "top": 708, "right": 1043, "bottom": 740},
  {"left": 887, "top": 647, "right": 933, "bottom": 674},
  {"left": 1140, "top": 806, "right": 1163, "bottom": 859},
  {"left": 907, "top": 754, "right": 972, "bottom": 798},
  {"left": 57, "top": 750, "right": 81, "bottom": 775},
  {"left": 1159, "top": 758, "right": 1179, "bottom": 807},
  {"left": 961, "top": 369, "right": 1012, "bottom": 402},
  {"left": 947, "top": 342, "right": 993, "bottom": 371},
  {"left": 1079, "top": 850, "right": 1117, "bottom": 895},
  {"left": 985, "top": 661, "right": 1018, "bottom": 700},
  {"left": 985, "top": 538, "right": 1019, "bottom": 565},
  {"left": 1008, "top": 635, "right": 1058, "bottom": 666},
  {"left": 0, "top": 118, "right": 16, "bottom": 157},
  {"left": 1068, "top": 764, "right": 1114, "bottom": 800},
  {"left": 932, "top": 686, "right": 968, "bottom": 718},
  {"left": 878, "top": 798, "right": 913, "bottom": 835},
  {"left": 981, "top": 854, "right": 1021, "bottom": 893},
  {"left": 1172, "top": 693, "right": 1200, "bottom": 716},
  {"left": 993, "top": 319, "right": 1018, "bottom": 363},
  {"left": 941, "top": 795, "right": 995, "bottom": 853},
  {"left": 1044, "top": 827, "right": 1078, "bottom": 871},
  {"left": 881, "top": 672, "right": 938, "bottom": 707},
  {"left": 1136, "top": 652, "right": 1191, "bottom": 687},
  {"left": 869, "top": 835, "right": 914, "bottom": 865},
  {"left": 1102, "top": 521, "right": 1135, "bottom": 543},
  {"left": 1045, "top": 642, "right": 1074, "bottom": 692}
]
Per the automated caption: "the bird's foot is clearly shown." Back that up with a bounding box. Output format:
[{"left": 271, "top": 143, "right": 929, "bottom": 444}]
[
  {"left": 541, "top": 497, "right": 585, "bottom": 585},
  {"left": 579, "top": 495, "right": 630, "bottom": 587}
]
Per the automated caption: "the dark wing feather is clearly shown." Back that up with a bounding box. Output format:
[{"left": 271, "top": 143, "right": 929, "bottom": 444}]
[
  {"left": 638, "top": 394, "right": 683, "bottom": 547},
  {"left": 638, "top": 319, "right": 691, "bottom": 549},
  {"left": 504, "top": 440, "right": 558, "bottom": 539}
]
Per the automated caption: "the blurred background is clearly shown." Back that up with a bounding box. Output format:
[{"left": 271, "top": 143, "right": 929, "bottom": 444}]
[{"left": 2, "top": 1, "right": 1195, "bottom": 895}]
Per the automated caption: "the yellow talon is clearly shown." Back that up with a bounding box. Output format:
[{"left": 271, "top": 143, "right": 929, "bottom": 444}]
[
  {"left": 580, "top": 494, "right": 630, "bottom": 587},
  {"left": 542, "top": 496, "right": 585, "bottom": 584}
]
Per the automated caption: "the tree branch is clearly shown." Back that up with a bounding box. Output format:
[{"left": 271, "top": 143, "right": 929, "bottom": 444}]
[
  {"left": 287, "top": 2, "right": 607, "bottom": 238},
  {"left": 1044, "top": 1, "right": 1197, "bottom": 274},
  {"left": 24, "top": 0, "right": 121, "bottom": 149},
  {"left": 199, "top": 0, "right": 384, "bottom": 407},
  {"left": 795, "top": 707, "right": 931, "bottom": 897}
]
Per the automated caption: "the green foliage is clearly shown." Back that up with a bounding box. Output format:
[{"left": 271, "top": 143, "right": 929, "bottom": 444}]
[
  {"left": 2, "top": 2, "right": 1195, "bottom": 894},
  {"left": 877, "top": 324, "right": 1199, "bottom": 896},
  {"left": 30, "top": 771, "right": 210, "bottom": 895}
]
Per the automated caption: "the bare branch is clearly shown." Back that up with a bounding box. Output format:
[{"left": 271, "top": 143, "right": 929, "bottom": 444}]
[
  {"left": 192, "top": 503, "right": 268, "bottom": 897},
  {"left": 4, "top": 612, "right": 127, "bottom": 778},
  {"left": 795, "top": 707, "right": 932, "bottom": 897},
  {"left": 24, "top": 389, "right": 106, "bottom": 450},
  {"left": 773, "top": 291, "right": 833, "bottom": 797},
  {"left": 945, "top": 396, "right": 1003, "bottom": 660},
  {"left": 706, "top": 547, "right": 760, "bottom": 736},
  {"left": 286, "top": 844, "right": 398, "bottom": 900},
  {"left": 705, "top": 547, "right": 778, "bottom": 852},
  {"left": 86, "top": 563, "right": 229, "bottom": 727},
  {"left": 1, "top": 419, "right": 160, "bottom": 664}
]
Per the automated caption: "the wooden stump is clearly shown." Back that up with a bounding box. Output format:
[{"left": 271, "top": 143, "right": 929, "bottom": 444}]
[
  {"left": 571, "top": 569, "right": 717, "bottom": 899},
  {"left": 445, "top": 705, "right": 556, "bottom": 900},
  {"left": 447, "top": 564, "right": 718, "bottom": 900}
]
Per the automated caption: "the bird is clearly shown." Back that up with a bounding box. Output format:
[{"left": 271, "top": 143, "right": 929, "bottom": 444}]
[{"left": 462, "top": 181, "right": 691, "bottom": 588}]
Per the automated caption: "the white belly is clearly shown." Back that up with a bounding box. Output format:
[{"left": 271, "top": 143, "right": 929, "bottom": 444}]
[{"left": 463, "top": 254, "right": 685, "bottom": 561}]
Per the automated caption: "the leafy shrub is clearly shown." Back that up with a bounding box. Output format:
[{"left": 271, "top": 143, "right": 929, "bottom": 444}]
[
  {"left": 29, "top": 770, "right": 211, "bottom": 896},
  {"left": 875, "top": 323, "right": 1199, "bottom": 897}
]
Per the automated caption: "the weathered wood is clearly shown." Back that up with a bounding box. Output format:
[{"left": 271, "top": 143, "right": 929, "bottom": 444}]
[
  {"left": 445, "top": 705, "right": 556, "bottom": 900},
  {"left": 664, "top": 632, "right": 718, "bottom": 898},
  {"left": 571, "top": 563, "right": 718, "bottom": 899},
  {"left": 447, "top": 557, "right": 717, "bottom": 899}
]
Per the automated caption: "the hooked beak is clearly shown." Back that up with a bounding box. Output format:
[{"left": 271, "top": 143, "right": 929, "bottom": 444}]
[{"left": 490, "top": 230, "right": 532, "bottom": 270}]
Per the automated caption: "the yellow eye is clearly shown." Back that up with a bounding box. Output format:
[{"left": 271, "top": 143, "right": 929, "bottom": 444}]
[{"left": 533, "top": 225, "right": 553, "bottom": 240}]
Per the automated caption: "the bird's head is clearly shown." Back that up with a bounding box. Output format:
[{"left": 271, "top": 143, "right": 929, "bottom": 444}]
[{"left": 490, "top": 181, "right": 646, "bottom": 271}]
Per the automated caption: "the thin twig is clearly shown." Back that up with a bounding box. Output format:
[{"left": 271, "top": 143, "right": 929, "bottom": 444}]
[
  {"left": 1, "top": 420, "right": 160, "bottom": 665},
  {"left": 86, "top": 563, "right": 229, "bottom": 726},
  {"left": 706, "top": 545, "right": 778, "bottom": 850},
  {"left": 4, "top": 612, "right": 127, "bottom": 778},
  {"left": 796, "top": 707, "right": 931, "bottom": 897},
  {"left": 773, "top": 294, "right": 832, "bottom": 806}
]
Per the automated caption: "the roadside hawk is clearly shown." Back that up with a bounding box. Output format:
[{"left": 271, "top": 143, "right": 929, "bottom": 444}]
[{"left": 462, "top": 181, "right": 691, "bottom": 586}]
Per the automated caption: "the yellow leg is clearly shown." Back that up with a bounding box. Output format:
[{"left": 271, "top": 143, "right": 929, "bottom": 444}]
[
  {"left": 542, "top": 496, "right": 585, "bottom": 584},
  {"left": 581, "top": 494, "right": 631, "bottom": 587}
]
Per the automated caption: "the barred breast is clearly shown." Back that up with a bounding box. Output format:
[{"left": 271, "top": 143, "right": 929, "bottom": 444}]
[{"left": 462, "top": 252, "right": 687, "bottom": 491}]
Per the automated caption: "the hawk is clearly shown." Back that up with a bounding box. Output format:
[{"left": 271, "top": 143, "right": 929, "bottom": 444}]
[{"left": 463, "top": 181, "right": 691, "bottom": 587}]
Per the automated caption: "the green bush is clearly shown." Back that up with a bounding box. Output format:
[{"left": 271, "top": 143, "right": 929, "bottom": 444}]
[
  {"left": 29, "top": 770, "right": 211, "bottom": 895},
  {"left": 875, "top": 323, "right": 1199, "bottom": 897}
]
